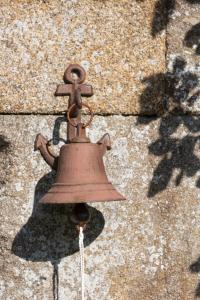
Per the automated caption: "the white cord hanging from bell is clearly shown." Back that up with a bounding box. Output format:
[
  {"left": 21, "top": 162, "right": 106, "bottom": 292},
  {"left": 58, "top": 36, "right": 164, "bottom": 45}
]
[{"left": 79, "top": 226, "right": 85, "bottom": 300}]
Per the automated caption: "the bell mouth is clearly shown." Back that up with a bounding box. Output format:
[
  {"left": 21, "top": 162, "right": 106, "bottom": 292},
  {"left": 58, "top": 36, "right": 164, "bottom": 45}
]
[{"left": 39, "top": 183, "right": 126, "bottom": 204}]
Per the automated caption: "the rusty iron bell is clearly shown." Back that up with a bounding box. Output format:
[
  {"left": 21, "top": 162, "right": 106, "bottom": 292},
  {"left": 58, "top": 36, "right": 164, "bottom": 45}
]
[
  {"left": 35, "top": 123, "right": 125, "bottom": 204},
  {"left": 34, "top": 64, "right": 126, "bottom": 205}
]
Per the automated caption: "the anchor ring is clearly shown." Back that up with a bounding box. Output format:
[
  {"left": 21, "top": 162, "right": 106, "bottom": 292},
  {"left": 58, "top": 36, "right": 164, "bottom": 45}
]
[
  {"left": 64, "top": 64, "right": 86, "bottom": 84},
  {"left": 67, "top": 103, "right": 94, "bottom": 128}
]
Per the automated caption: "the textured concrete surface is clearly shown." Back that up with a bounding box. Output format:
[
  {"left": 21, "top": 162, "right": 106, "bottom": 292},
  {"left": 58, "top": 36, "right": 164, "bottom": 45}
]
[
  {"left": 1, "top": 115, "right": 200, "bottom": 299},
  {"left": 166, "top": 0, "right": 200, "bottom": 114},
  {"left": 1, "top": 0, "right": 200, "bottom": 299},
  {"left": 0, "top": 0, "right": 165, "bottom": 114}
]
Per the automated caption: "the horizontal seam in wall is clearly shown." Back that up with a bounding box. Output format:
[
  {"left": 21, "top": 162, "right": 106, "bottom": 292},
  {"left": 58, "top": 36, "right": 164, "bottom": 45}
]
[
  {"left": 0, "top": 112, "right": 199, "bottom": 117},
  {"left": 0, "top": 112, "right": 158, "bottom": 117}
]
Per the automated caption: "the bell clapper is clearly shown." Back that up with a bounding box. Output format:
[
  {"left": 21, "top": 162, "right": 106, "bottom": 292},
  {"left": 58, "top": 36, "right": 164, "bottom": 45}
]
[{"left": 70, "top": 203, "right": 91, "bottom": 231}]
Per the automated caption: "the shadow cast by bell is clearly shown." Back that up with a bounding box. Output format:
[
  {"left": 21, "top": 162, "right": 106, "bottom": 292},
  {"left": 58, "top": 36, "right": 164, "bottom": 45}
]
[
  {"left": 11, "top": 171, "right": 105, "bottom": 262},
  {"left": 189, "top": 257, "right": 200, "bottom": 297},
  {"left": 11, "top": 116, "right": 105, "bottom": 299}
]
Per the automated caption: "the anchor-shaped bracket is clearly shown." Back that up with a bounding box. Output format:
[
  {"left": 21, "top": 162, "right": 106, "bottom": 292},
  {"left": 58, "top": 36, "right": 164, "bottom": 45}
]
[
  {"left": 34, "top": 134, "right": 58, "bottom": 170},
  {"left": 55, "top": 64, "right": 93, "bottom": 142},
  {"left": 34, "top": 64, "right": 94, "bottom": 169}
]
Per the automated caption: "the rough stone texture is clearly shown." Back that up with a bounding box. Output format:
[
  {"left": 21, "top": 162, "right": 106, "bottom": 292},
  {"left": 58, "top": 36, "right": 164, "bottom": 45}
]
[
  {"left": 1, "top": 115, "right": 200, "bottom": 299},
  {"left": 1, "top": 0, "right": 200, "bottom": 299},
  {"left": 166, "top": 0, "right": 200, "bottom": 114},
  {"left": 0, "top": 0, "right": 165, "bottom": 114}
]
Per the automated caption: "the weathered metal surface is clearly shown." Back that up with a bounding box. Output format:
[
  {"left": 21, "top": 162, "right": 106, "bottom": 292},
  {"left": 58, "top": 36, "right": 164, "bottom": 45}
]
[
  {"left": 55, "top": 64, "right": 93, "bottom": 142},
  {"left": 36, "top": 72, "right": 125, "bottom": 205},
  {"left": 1, "top": 115, "right": 200, "bottom": 299},
  {"left": 55, "top": 64, "right": 93, "bottom": 101},
  {"left": 67, "top": 103, "right": 94, "bottom": 130},
  {"left": 39, "top": 141, "right": 125, "bottom": 204}
]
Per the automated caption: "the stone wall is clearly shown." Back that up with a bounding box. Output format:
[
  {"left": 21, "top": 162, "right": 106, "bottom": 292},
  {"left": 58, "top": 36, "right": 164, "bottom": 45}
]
[{"left": 0, "top": 1, "right": 200, "bottom": 299}]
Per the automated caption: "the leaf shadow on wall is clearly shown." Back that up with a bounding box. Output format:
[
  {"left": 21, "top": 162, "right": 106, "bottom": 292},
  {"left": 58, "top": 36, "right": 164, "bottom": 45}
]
[
  {"left": 151, "top": 0, "right": 200, "bottom": 37},
  {"left": 151, "top": 0, "right": 175, "bottom": 37},
  {"left": 184, "top": 22, "right": 200, "bottom": 55},
  {"left": 0, "top": 135, "right": 10, "bottom": 152},
  {"left": 11, "top": 116, "right": 105, "bottom": 300},
  {"left": 0, "top": 135, "right": 10, "bottom": 185},
  {"left": 137, "top": 56, "right": 200, "bottom": 198},
  {"left": 189, "top": 258, "right": 200, "bottom": 297}
]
